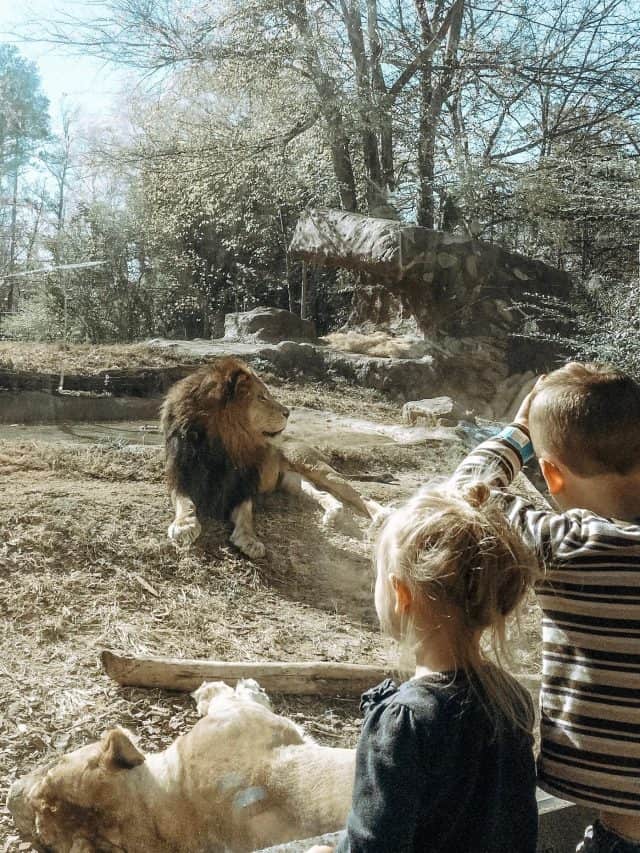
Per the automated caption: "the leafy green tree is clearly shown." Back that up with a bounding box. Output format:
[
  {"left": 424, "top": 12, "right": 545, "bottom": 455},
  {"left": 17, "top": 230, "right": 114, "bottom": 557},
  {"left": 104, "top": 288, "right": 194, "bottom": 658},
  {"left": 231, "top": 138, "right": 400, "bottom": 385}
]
[
  {"left": 0, "top": 45, "right": 50, "bottom": 311},
  {"left": 5, "top": 200, "right": 158, "bottom": 343},
  {"left": 19, "top": 0, "right": 640, "bottom": 357}
]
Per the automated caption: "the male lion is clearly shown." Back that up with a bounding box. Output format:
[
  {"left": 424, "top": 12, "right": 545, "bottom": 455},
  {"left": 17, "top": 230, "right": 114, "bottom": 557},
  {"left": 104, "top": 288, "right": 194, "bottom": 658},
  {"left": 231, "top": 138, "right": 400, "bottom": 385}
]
[
  {"left": 161, "top": 357, "right": 374, "bottom": 558},
  {"left": 8, "top": 680, "right": 355, "bottom": 853}
]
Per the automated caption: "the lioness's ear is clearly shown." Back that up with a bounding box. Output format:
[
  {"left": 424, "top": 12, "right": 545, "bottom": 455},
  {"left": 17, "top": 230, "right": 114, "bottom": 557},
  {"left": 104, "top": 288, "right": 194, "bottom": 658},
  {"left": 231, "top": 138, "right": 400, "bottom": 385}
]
[
  {"left": 225, "top": 368, "right": 250, "bottom": 400},
  {"left": 101, "top": 728, "right": 145, "bottom": 770}
]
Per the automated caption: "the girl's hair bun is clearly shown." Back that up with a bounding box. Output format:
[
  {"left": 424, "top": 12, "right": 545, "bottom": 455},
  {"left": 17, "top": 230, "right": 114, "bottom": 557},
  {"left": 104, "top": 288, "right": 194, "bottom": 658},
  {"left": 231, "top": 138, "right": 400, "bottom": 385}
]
[{"left": 461, "top": 481, "right": 491, "bottom": 508}]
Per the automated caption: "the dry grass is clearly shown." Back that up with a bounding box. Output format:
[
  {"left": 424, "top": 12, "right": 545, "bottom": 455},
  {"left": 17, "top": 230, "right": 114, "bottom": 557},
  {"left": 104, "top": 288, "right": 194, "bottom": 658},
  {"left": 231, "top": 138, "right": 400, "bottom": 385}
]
[
  {"left": 0, "top": 342, "right": 209, "bottom": 374},
  {"left": 264, "top": 373, "right": 404, "bottom": 423},
  {"left": 0, "top": 432, "right": 411, "bottom": 848},
  {"left": 0, "top": 378, "right": 542, "bottom": 850}
]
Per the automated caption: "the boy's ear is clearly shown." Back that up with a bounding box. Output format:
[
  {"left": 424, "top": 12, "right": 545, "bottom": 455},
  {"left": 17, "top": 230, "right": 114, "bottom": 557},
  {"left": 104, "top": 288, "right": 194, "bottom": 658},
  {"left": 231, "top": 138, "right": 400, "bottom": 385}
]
[
  {"left": 390, "top": 574, "right": 412, "bottom": 614},
  {"left": 539, "top": 458, "right": 565, "bottom": 495}
]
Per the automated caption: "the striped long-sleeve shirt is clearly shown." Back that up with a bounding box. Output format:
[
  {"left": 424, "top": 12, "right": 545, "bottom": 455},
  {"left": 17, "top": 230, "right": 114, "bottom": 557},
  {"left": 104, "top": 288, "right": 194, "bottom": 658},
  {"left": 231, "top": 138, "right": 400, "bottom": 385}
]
[{"left": 453, "top": 424, "right": 640, "bottom": 815}]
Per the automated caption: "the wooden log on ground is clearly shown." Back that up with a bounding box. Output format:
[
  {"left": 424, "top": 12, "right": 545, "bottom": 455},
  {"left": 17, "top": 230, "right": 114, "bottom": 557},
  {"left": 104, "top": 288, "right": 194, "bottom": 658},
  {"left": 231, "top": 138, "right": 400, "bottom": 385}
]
[
  {"left": 102, "top": 650, "right": 541, "bottom": 700},
  {"left": 101, "top": 650, "right": 391, "bottom": 696},
  {"left": 256, "top": 793, "right": 595, "bottom": 853}
]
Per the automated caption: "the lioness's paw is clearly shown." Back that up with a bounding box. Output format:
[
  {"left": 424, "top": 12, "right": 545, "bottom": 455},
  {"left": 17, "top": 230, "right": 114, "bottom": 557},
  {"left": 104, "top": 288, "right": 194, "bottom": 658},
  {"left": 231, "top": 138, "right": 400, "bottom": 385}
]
[
  {"left": 230, "top": 531, "right": 266, "bottom": 560},
  {"left": 168, "top": 517, "right": 202, "bottom": 545}
]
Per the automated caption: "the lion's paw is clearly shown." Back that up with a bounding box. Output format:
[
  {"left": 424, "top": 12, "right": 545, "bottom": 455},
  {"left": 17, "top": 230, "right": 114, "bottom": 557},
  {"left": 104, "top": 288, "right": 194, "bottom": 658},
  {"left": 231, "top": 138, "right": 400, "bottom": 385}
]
[
  {"left": 231, "top": 531, "right": 266, "bottom": 560},
  {"left": 364, "top": 499, "right": 391, "bottom": 525},
  {"left": 168, "top": 517, "right": 202, "bottom": 545},
  {"left": 321, "top": 500, "right": 349, "bottom": 529}
]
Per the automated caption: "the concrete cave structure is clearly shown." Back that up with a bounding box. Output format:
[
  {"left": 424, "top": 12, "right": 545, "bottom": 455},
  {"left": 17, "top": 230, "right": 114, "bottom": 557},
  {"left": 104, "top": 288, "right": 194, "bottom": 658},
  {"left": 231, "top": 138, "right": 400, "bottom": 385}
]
[{"left": 290, "top": 208, "right": 573, "bottom": 376}]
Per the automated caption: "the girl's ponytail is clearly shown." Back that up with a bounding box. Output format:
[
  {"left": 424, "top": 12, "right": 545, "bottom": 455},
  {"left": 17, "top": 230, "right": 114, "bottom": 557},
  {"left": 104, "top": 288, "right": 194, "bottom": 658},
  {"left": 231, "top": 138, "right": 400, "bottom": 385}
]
[{"left": 460, "top": 481, "right": 491, "bottom": 508}]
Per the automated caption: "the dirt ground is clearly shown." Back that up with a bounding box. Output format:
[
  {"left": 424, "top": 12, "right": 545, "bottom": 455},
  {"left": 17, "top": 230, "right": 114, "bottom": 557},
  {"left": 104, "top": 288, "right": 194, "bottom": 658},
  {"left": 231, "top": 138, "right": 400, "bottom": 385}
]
[{"left": 0, "top": 369, "right": 542, "bottom": 850}]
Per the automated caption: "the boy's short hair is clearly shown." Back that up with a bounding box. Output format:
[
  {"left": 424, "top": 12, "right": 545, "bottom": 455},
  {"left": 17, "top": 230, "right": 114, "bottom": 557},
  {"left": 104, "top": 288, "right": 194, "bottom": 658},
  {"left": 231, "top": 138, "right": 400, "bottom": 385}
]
[{"left": 529, "top": 362, "right": 640, "bottom": 476}]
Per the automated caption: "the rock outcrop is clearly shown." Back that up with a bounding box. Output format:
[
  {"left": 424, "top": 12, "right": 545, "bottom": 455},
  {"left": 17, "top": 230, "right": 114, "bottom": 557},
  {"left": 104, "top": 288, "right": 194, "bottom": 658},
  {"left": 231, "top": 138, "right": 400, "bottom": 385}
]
[{"left": 402, "top": 396, "right": 474, "bottom": 426}]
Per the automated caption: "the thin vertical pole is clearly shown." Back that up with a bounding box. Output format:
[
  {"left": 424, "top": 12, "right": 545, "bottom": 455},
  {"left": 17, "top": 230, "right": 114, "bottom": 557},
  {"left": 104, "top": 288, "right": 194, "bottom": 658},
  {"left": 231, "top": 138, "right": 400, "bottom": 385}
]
[
  {"left": 300, "top": 262, "right": 308, "bottom": 320},
  {"left": 59, "top": 283, "right": 68, "bottom": 391}
]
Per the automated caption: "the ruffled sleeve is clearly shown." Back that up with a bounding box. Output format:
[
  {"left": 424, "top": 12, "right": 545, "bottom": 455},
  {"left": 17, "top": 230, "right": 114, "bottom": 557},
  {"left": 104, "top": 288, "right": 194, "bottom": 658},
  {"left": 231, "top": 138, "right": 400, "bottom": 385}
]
[
  {"left": 359, "top": 678, "right": 398, "bottom": 716},
  {"left": 334, "top": 698, "right": 428, "bottom": 853}
]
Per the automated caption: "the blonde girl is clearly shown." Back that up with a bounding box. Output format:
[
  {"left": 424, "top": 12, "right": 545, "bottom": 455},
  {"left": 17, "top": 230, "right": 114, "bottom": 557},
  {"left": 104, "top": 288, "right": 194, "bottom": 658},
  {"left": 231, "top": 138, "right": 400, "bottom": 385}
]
[{"left": 308, "top": 480, "right": 540, "bottom": 853}]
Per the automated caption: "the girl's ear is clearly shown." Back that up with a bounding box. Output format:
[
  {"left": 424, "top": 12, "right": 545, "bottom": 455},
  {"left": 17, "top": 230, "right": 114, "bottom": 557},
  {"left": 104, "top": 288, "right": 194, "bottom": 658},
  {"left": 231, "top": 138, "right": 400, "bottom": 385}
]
[
  {"left": 390, "top": 574, "right": 412, "bottom": 614},
  {"left": 539, "top": 458, "right": 565, "bottom": 495}
]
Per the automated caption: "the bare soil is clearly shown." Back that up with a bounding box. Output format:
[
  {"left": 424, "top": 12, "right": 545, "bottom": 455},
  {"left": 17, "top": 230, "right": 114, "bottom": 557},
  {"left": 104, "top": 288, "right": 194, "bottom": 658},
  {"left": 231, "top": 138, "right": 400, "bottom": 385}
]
[{"left": 0, "top": 369, "right": 542, "bottom": 850}]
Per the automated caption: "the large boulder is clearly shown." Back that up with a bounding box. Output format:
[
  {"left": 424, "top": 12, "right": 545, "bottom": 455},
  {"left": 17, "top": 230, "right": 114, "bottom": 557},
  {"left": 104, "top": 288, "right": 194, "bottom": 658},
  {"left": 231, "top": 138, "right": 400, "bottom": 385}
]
[
  {"left": 224, "top": 307, "right": 317, "bottom": 343},
  {"left": 402, "top": 396, "right": 474, "bottom": 427},
  {"left": 253, "top": 338, "right": 508, "bottom": 410}
]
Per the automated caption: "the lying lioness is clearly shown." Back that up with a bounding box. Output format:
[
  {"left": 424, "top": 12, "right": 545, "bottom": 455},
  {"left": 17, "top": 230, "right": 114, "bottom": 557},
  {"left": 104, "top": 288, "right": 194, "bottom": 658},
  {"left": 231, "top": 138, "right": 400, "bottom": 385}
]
[
  {"left": 8, "top": 680, "right": 356, "bottom": 853},
  {"left": 161, "top": 357, "right": 375, "bottom": 558}
]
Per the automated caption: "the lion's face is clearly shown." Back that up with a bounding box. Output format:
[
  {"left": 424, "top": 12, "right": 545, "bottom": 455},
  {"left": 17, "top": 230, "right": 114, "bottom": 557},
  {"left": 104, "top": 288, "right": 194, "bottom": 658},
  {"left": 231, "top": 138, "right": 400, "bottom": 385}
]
[
  {"left": 224, "top": 368, "right": 290, "bottom": 443},
  {"left": 165, "top": 358, "right": 291, "bottom": 457}
]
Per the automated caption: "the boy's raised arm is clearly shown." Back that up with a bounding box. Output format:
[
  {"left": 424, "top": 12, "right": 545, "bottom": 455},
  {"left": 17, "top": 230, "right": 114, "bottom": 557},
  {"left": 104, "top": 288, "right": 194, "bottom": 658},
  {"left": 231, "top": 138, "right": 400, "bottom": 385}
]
[
  {"left": 452, "top": 381, "right": 540, "bottom": 489},
  {"left": 450, "top": 385, "right": 582, "bottom": 566}
]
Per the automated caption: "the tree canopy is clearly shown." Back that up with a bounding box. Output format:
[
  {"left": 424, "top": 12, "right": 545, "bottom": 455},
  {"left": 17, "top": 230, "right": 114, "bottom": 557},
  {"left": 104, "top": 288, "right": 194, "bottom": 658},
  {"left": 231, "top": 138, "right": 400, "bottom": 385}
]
[{"left": 1, "top": 0, "right": 638, "bottom": 373}]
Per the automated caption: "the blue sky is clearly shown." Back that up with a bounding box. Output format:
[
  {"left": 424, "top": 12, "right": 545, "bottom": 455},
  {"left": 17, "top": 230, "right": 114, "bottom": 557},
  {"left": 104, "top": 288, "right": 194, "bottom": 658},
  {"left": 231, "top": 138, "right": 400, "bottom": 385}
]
[{"left": 0, "top": 0, "right": 127, "bottom": 129}]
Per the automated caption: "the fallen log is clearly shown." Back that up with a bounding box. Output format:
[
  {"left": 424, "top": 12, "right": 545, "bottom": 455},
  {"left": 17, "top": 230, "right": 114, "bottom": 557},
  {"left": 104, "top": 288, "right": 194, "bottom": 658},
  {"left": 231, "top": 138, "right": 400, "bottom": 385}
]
[
  {"left": 101, "top": 650, "right": 391, "bottom": 696},
  {"left": 101, "top": 650, "right": 541, "bottom": 700}
]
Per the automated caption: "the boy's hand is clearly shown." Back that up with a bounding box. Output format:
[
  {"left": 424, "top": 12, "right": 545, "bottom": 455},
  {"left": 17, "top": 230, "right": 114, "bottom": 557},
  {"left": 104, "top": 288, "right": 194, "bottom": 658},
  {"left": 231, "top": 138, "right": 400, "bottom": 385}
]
[
  {"left": 514, "top": 375, "right": 547, "bottom": 429},
  {"left": 305, "top": 847, "right": 335, "bottom": 853}
]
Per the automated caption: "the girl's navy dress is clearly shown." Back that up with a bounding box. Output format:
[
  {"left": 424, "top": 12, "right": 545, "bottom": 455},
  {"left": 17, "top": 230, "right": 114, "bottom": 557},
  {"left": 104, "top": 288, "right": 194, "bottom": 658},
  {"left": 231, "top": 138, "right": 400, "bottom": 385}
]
[{"left": 334, "top": 672, "right": 538, "bottom": 853}]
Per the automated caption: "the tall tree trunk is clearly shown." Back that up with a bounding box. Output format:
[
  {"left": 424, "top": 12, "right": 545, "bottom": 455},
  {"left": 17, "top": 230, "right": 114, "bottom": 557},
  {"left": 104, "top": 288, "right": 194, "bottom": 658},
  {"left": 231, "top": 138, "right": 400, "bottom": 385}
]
[
  {"left": 327, "top": 112, "right": 358, "bottom": 212},
  {"left": 25, "top": 193, "right": 44, "bottom": 264},
  {"left": 379, "top": 115, "right": 395, "bottom": 192},
  {"left": 415, "top": 0, "right": 464, "bottom": 229},
  {"left": 279, "top": 207, "right": 295, "bottom": 312},
  {"left": 342, "top": 0, "right": 384, "bottom": 211},
  {"left": 367, "top": 0, "right": 394, "bottom": 191},
  {"left": 300, "top": 262, "right": 308, "bottom": 319},
  {"left": 293, "top": 0, "right": 359, "bottom": 212},
  {"left": 6, "top": 153, "right": 19, "bottom": 313},
  {"left": 56, "top": 156, "right": 68, "bottom": 231},
  {"left": 417, "top": 63, "right": 436, "bottom": 228}
]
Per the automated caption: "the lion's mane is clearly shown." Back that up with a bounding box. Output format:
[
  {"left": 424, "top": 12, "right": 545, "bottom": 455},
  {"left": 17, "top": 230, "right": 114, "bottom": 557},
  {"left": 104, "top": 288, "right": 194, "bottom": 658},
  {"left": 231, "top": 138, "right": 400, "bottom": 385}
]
[{"left": 160, "top": 358, "right": 267, "bottom": 520}]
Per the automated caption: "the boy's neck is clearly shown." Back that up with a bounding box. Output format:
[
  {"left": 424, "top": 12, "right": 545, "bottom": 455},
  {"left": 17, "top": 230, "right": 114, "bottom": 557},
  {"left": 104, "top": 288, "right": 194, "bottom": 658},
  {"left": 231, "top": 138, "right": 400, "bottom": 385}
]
[{"left": 563, "top": 470, "right": 640, "bottom": 521}]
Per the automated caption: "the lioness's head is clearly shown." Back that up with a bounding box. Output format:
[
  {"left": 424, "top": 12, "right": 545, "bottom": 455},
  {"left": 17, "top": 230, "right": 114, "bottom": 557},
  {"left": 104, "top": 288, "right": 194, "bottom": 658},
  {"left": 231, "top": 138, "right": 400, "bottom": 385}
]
[{"left": 8, "top": 728, "right": 149, "bottom": 853}]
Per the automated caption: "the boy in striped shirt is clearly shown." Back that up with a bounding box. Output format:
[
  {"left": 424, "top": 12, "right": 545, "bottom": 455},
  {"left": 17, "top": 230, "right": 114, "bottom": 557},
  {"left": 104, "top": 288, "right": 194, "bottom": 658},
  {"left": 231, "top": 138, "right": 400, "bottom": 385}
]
[{"left": 453, "top": 362, "right": 640, "bottom": 852}]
